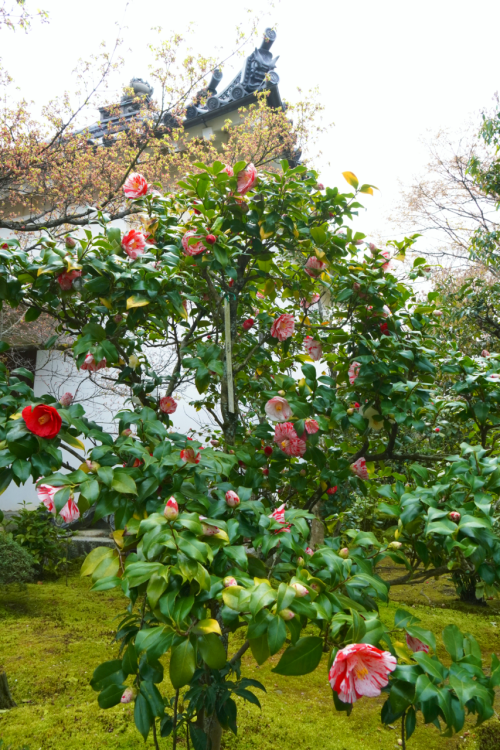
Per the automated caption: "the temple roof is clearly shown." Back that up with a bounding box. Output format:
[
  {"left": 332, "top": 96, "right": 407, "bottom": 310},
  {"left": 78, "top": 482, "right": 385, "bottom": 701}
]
[{"left": 83, "top": 28, "right": 284, "bottom": 142}]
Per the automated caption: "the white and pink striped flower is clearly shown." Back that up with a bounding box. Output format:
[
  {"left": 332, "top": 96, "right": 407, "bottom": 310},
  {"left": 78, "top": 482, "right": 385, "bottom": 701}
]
[
  {"left": 59, "top": 497, "right": 80, "bottom": 523},
  {"left": 123, "top": 173, "right": 148, "bottom": 199},
  {"left": 329, "top": 643, "right": 397, "bottom": 704},
  {"left": 348, "top": 362, "right": 361, "bottom": 385},
  {"left": 223, "top": 164, "right": 234, "bottom": 177},
  {"left": 225, "top": 490, "right": 240, "bottom": 508},
  {"left": 304, "top": 336, "right": 322, "bottom": 361},
  {"left": 405, "top": 634, "right": 429, "bottom": 654},
  {"left": 122, "top": 229, "right": 147, "bottom": 260},
  {"left": 301, "top": 293, "right": 321, "bottom": 309},
  {"left": 271, "top": 314, "right": 295, "bottom": 341},
  {"left": 274, "top": 422, "right": 306, "bottom": 457},
  {"left": 237, "top": 163, "right": 257, "bottom": 195},
  {"left": 80, "top": 352, "right": 107, "bottom": 372},
  {"left": 304, "top": 256, "right": 327, "bottom": 278},
  {"left": 304, "top": 418, "right": 319, "bottom": 435},
  {"left": 164, "top": 497, "right": 179, "bottom": 520},
  {"left": 265, "top": 396, "right": 293, "bottom": 422},
  {"left": 59, "top": 392, "right": 73, "bottom": 407},
  {"left": 381, "top": 250, "right": 391, "bottom": 272},
  {"left": 37, "top": 484, "right": 58, "bottom": 513},
  {"left": 269, "top": 503, "right": 292, "bottom": 533},
  {"left": 159, "top": 396, "right": 177, "bottom": 415},
  {"left": 351, "top": 457, "right": 369, "bottom": 480},
  {"left": 181, "top": 230, "right": 206, "bottom": 256}
]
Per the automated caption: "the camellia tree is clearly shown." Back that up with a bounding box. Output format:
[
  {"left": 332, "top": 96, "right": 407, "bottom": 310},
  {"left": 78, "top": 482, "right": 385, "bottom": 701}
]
[{"left": 2, "top": 162, "right": 500, "bottom": 747}]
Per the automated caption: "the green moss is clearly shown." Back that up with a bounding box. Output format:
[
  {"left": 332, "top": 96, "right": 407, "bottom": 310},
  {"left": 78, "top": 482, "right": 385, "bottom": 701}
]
[{"left": 0, "top": 567, "right": 499, "bottom": 749}]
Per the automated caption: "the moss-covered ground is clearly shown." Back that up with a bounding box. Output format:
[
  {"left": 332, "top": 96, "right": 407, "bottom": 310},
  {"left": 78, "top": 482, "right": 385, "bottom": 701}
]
[{"left": 1, "top": 564, "right": 500, "bottom": 749}]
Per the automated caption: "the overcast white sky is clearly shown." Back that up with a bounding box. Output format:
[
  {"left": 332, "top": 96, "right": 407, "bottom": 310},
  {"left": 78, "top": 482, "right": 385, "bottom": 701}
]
[{"left": 2, "top": 0, "right": 500, "bottom": 245}]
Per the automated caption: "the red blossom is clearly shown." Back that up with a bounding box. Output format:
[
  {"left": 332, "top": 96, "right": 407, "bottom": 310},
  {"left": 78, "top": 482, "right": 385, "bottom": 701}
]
[
  {"left": 57, "top": 269, "right": 81, "bottom": 290},
  {"left": 242, "top": 318, "right": 255, "bottom": 331},
  {"left": 122, "top": 229, "right": 147, "bottom": 259},
  {"left": 22, "top": 404, "right": 62, "bottom": 439}
]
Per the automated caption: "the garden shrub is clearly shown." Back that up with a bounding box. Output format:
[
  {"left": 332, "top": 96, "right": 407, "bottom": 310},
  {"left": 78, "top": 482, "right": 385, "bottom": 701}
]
[
  {"left": 0, "top": 535, "right": 36, "bottom": 585},
  {"left": 11, "top": 504, "right": 69, "bottom": 577}
]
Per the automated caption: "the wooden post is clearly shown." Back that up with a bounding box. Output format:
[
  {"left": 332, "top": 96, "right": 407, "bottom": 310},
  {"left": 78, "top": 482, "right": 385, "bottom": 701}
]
[{"left": 0, "top": 670, "right": 16, "bottom": 709}]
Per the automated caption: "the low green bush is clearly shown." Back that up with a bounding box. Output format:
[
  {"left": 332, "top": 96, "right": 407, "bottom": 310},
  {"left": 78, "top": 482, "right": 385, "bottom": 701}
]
[
  {"left": 0, "top": 535, "right": 36, "bottom": 585},
  {"left": 11, "top": 503, "right": 69, "bottom": 577}
]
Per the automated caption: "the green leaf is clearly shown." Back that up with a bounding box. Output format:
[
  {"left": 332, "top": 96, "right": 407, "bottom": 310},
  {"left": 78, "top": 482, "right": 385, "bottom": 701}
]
[
  {"left": 98, "top": 683, "right": 124, "bottom": 709},
  {"left": 12, "top": 458, "right": 31, "bottom": 482},
  {"left": 97, "top": 466, "right": 113, "bottom": 486},
  {"left": 249, "top": 633, "right": 270, "bottom": 666},
  {"left": 111, "top": 469, "right": 137, "bottom": 495},
  {"left": 134, "top": 693, "right": 153, "bottom": 740},
  {"left": 79, "top": 479, "right": 100, "bottom": 502},
  {"left": 442, "top": 624, "right": 464, "bottom": 662},
  {"left": 276, "top": 582, "right": 296, "bottom": 612},
  {"left": 272, "top": 636, "right": 323, "bottom": 676},
  {"left": 90, "top": 659, "right": 124, "bottom": 691},
  {"left": 197, "top": 633, "right": 227, "bottom": 669},
  {"left": 192, "top": 619, "right": 222, "bottom": 636},
  {"left": 267, "top": 616, "right": 287, "bottom": 656},
  {"left": 81, "top": 546, "right": 116, "bottom": 576},
  {"left": 342, "top": 171, "right": 359, "bottom": 189},
  {"left": 140, "top": 680, "right": 165, "bottom": 717},
  {"left": 169, "top": 638, "right": 196, "bottom": 689},
  {"left": 53, "top": 486, "right": 71, "bottom": 513}
]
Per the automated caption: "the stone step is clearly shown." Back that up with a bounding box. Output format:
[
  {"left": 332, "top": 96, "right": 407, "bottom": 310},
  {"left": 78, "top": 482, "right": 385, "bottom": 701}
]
[{"left": 68, "top": 531, "right": 115, "bottom": 558}]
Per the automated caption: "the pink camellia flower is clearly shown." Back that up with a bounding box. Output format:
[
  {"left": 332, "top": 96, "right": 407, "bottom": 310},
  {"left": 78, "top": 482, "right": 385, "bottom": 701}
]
[
  {"left": 57, "top": 269, "right": 82, "bottom": 291},
  {"left": 223, "top": 576, "right": 237, "bottom": 587},
  {"left": 449, "top": 511, "right": 461, "bottom": 523},
  {"left": 351, "top": 457, "right": 369, "bottom": 480},
  {"left": 304, "top": 336, "right": 322, "bottom": 361},
  {"left": 265, "top": 396, "right": 293, "bottom": 422},
  {"left": 123, "top": 172, "right": 148, "bottom": 199},
  {"left": 482, "top": 349, "right": 490, "bottom": 357},
  {"left": 315, "top": 183, "right": 324, "bottom": 190},
  {"left": 348, "top": 361, "right": 361, "bottom": 385},
  {"left": 237, "top": 163, "right": 257, "bottom": 195},
  {"left": 223, "top": 164, "right": 234, "bottom": 177},
  {"left": 122, "top": 229, "right": 147, "bottom": 260},
  {"left": 305, "top": 547, "right": 314, "bottom": 556},
  {"left": 382, "top": 305, "right": 391, "bottom": 318},
  {"left": 269, "top": 503, "right": 292, "bottom": 533},
  {"left": 271, "top": 314, "right": 295, "bottom": 341},
  {"left": 121, "top": 688, "right": 135, "bottom": 704},
  {"left": 291, "top": 582, "right": 309, "bottom": 597},
  {"left": 37, "top": 484, "right": 58, "bottom": 513},
  {"left": 380, "top": 250, "right": 391, "bottom": 272},
  {"left": 181, "top": 230, "right": 206, "bottom": 256},
  {"left": 329, "top": 643, "right": 397, "bottom": 704},
  {"left": 274, "top": 422, "right": 306, "bottom": 457},
  {"left": 406, "top": 633, "right": 429, "bottom": 653},
  {"left": 159, "top": 395, "right": 177, "bottom": 415},
  {"left": 301, "top": 293, "right": 321, "bottom": 310},
  {"left": 80, "top": 352, "right": 107, "bottom": 372},
  {"left": 304, "top": 418, "right": 319, "bottom": 434},
  {"left": 304, "top": 256, "right": 327, "bottom": 278},
  {"left": 225, "top": 490, "right": 240, "bottom": 508},
  {"left": 256, "top": 291, "right": 265, "bottom": 300},
  {"left": 59, "top": 392, "right": 73, "bottom": 407},
  {"left": 59, "top": 497, "right": 80, "bottom": 523},
  {"left": 180, "top": 447, "right": 200, "bottom": 464},
  {"left": 164, "top": 497, "right": 179, "bottom": 520},
  {"left": 242, "top": 318, "right": 255, "bottom": 331}
]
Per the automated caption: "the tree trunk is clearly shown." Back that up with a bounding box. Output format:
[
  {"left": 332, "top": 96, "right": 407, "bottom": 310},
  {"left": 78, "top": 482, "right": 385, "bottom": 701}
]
[
  {"left": 196, "top": 709, "right": 223, "bottom": 750},
  {"left": 309, "top": 501, "right": 325, "bottom": 549},
  {"left": 0, "top": 671, "right": 16, "bottom": 709}
]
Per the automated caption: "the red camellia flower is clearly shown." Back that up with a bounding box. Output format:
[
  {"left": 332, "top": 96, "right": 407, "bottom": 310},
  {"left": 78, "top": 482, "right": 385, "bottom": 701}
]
[
  {"left": 225, "top": 490, "right": 240, "bottom": 508},
  {"left": 132, "top": 459, "right": 143, "bottom": 468},
  {"left": 268, "top": 503, "right": 291, "bottom": 533},
  {"left": 237, "top": 163, "right": 257, "bottom": 195},
  {"left": 205, "top": 234, "right": 217, "bottom": 245},
  {"left": 181, "top": 230, "right": 206, "bottom": 256},
  {"left": 122, "top": 229, "right": 147, "bottom": 260},
  {"left": 22, "top": 404, "right": 62, "bottom": 439},
  {"left": 449, "top": 511, "right": 461, "bottom": 523},
  {"left": 265, "top": 396, "right": 292, "bottom": 422},
  {"left": 348, "top": 361, "right": 361, "bottom": 385},
  {"left": 80, "top": 352, "right": 106, "bottom": 372},
  {"left": 304, "top": 256, "right": 327, "bottom": 277},
  {"left": 351, "top": 457, "right": 369, "bottom": 480},
  {"left": 434, "top": 427, "right": 440, "bottom": 433},
  {"left": 405, "top": 633, "right": 429, "bottom": 653},
  {"left": 380, "top": 322, "right": 389, "bottom": 335},
  {"left": 242, "top": 318, "right": 255, "bottom": 331},
  {"left": 59, "top": 497, "right": 80, "bottom": 523},
  {"left": 270, "top": 313, "right": 295, "bottom": 341},
  {"left": 123, "top": 172, "right": 148, "bottom": 199},
  {"left": 329, "top": 644, "right": 397, "bottom": 704},
  {"left": 304, "top": 336, "right": 322, "bottom": 361},
  {"left": 180, "top": 447, "right": 200, "bottom": 464},
  {"left": 264, "top": 446, "right": 273, "bottom": 457},
  {"left": 164, "top": 496, "right": 179, "bottom": 520},
  {"left": 262, "top": 467, "right": 269, "bottom": 476},
  {"left": 326, "top": 486, "right": 338, "bottom": 495},
  {"left": 57, "top": 269, "right": 82, "bottom": 291},
  {"left": 273, "top": 422, "right": 306, "bottom": 457},
  {"left": 159, "top": 395, "right": 177, "bottom": 414}
]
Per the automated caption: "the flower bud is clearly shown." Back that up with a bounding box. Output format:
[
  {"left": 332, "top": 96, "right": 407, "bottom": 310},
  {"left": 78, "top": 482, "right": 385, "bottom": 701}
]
[
  {"left": 449, "top": 511, "right": 461, "bottom": 523},
  {"left": 121, "top": 688, "right": 135, "bottom": 704},
  {"left": 433, "top": 310, "right": 443, "bottom": 317},
  {"left": 85, "top": 460, "right": 100, "bottom": 473},
  {"left": 211, "top": 439, "right": 220, "bottom": 447},
  {"left": 164, "top": 496, "right": 179, "bottom": 520},
  {"left": 278, "top": 390, "right": 286, "bottom": 396},
  {"left": 482, "top": 349, "right": 490, "bottom": 357},
  {"left": 346, "top": 408, "right": 354, "bottom": 416},
  {"left": 305, "top": 547, "right": 314, "bottom": 556},
  {"left": 291, "top": 582, "right": 308, "bottom": 597},
  {"left": 205, "top": 234, "right": 216, "bottom": 245},
  {"left": 225, "top": 490, "right": 240, "bottom": 508},
  {"left": 223, "top": 576, "right": 237, "bottom": 587},
  {"left": 59, "top": 392, "right": 73, "bottom": 407},
  {"left": 388, "top": 541, "right": 402, "bottom": 550},
  {"left": 121, "top": 428, "right": 132, "bottom": 437},
  {"left": 297, "top": 557, "right": 304, "bottom": 566},
  {"left": 326, "top": 486, "right": 338, "bottom": 495},
  {"left": 201, "top": 522, "right": 219, "bottom": 536},
  {"left": 434, "top": 427, "right": 440, "bottom": 433},
  {"left": 338, "top": 548, "right": 349, "bottom": 559},
  {"left": 264, "top": 446, "right": 273, "bottom": 457},
  {"left": 279, "top": 608, "right": 295, "bottom": 621},
  {"left": 300, "top": 469, "right": 306, "bottom": 477},
  {"left": 114, "top": 314, "right": 124, "bottom": 323},
  {"left": 262, "top": 467, "right": 269, "bottom": 476},
  {"left": 129, "top": 355, "right": 140, "bottom": 369},
  {"left": 65, "top": 236, "right": 77, "bottom": 249}
]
